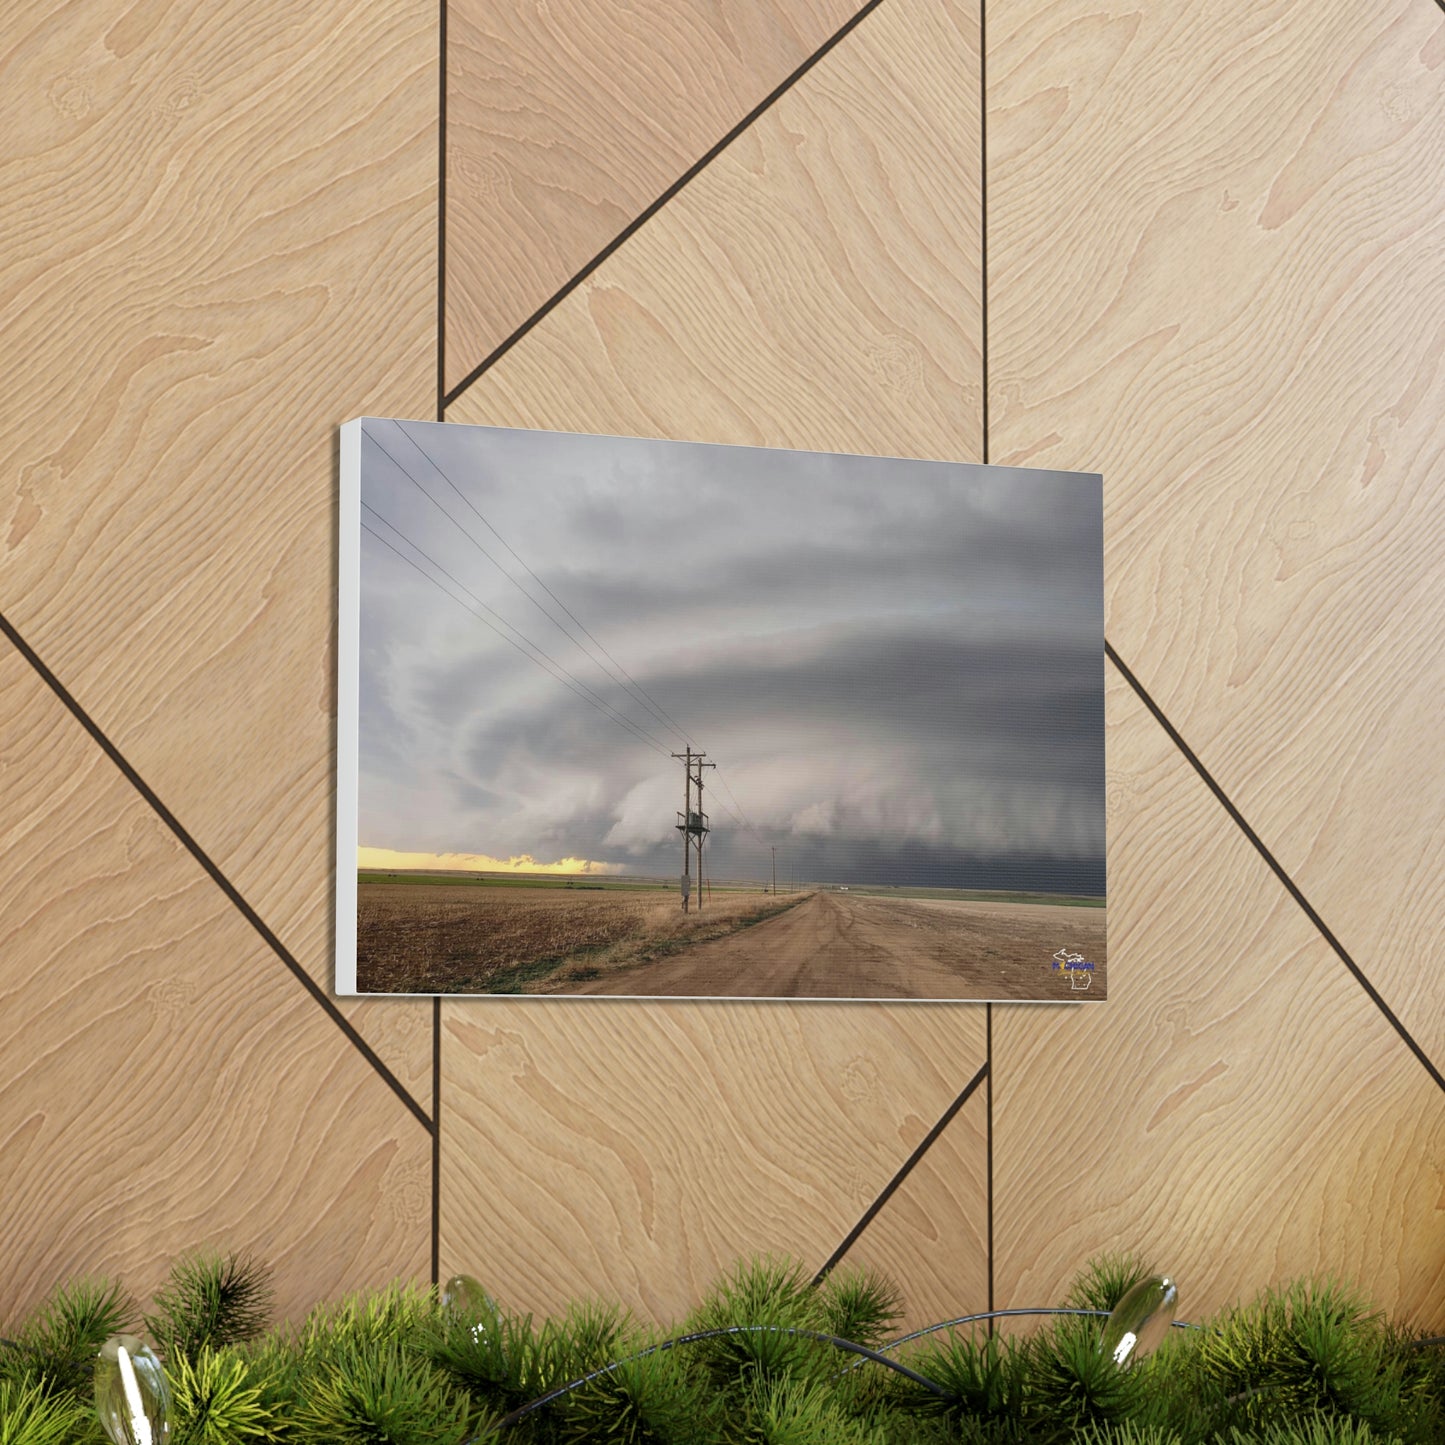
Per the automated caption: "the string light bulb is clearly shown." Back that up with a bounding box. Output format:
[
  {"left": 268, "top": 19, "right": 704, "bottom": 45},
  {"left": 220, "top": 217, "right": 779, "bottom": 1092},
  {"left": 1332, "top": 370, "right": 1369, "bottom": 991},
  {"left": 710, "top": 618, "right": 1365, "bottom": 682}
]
[
  {"left": 1099, "top": 1276, "right": 1178, "bottom": 1366},
  {"left": 95, "top": 1335, "right": 170, "bottom": 1445},
  {"left": 442, "top": 1273, "right": 506, "bottom": 1358}
]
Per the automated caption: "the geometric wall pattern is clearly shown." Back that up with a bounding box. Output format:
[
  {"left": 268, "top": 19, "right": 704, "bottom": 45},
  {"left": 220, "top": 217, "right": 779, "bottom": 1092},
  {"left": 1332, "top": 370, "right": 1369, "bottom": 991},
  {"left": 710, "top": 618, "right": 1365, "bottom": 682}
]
[{"left": 3, "top": 0, "right": 1441, "bottom": 1337}]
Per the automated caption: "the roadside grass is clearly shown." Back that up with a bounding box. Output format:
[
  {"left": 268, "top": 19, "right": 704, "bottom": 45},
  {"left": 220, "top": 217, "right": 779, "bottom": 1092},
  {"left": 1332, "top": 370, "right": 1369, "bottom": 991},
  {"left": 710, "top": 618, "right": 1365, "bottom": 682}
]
[
  {"left": 530, "top": 894, "right": 811, "bottom": 993},
  {"left": 357, "top": 884, "right": 812, "bottom": 994}
]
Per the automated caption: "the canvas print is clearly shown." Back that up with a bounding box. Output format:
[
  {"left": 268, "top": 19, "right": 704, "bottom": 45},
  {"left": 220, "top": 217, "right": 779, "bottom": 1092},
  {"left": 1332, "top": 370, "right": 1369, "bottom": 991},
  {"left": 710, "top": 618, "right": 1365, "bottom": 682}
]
[{"left": 337, "top": 419, "right": 1106, "bottom": 1000}]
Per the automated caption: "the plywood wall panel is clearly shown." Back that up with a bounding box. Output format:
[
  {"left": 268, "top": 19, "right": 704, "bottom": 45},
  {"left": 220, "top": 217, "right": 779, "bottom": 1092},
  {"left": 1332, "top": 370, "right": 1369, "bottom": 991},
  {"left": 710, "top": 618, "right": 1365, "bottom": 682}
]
[
  {"left": 439, "top": 1001, "right": 985, "bottom": 1326},
  {"left": 437, "top": 0, "right": 988, "bottom": 1330},
  {"left": 826, "top": 1083, "right": 990, "bottom": 1332},
  {"left": 0, "top": 0, "right": 437, "bottom": 1081},
  {"left": 0, "top": 642, "right": 430, "bottom": 1328},
  {"left": 444, "top": 0, "right": 864, "bottom": 391},
  {"left": 993, "top": 666, "right": 1445, "bottom": 1326},
  {"left": 988, "top": 0, "right": 1445, "bottom": 1068},
  {"left": 6, "top": 0, "right": 1433, "bottom": 1352},
  {"left": 447, "top": 0, "right": 983, "bottom": 465}
]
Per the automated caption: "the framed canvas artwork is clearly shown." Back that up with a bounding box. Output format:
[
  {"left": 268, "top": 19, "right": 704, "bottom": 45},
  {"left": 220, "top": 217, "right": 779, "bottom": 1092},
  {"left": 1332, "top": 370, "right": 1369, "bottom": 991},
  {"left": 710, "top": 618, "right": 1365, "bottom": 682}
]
[{"left": 338, "top": 419, "right": 1106, "bottom": 1001}]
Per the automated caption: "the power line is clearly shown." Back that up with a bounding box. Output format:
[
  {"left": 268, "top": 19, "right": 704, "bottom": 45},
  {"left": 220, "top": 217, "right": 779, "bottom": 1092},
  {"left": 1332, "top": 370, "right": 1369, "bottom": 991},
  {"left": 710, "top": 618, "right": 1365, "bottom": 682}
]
[
  {"left": 705, "top": 787, "right": 758, "bottom": 841},
  {"left": 362, "top": 504, "right": 776, "bottom": 849},
  {"left": 360, "top": 509, "right": 673, "bottom": 759},
  {"left": 362, "top": 512, "right": 670, "bottom": 758},
  {"left": 393, "top": 419, "right": 699, "bottom": 749},
  {"left": 377, "top": 423, "right": 700, "bottom": 750},
  {"left": 711, "top": 765, "right": 769, "bottom": 846},
  {"left": 713, "top": 766, "right": 763, "bottom": 837},
  {"left": 362, "top": 424, "right": 789, "bottom": 867},
  {"left": 367, "top": 432, "right": 669, "bottom": 744}
]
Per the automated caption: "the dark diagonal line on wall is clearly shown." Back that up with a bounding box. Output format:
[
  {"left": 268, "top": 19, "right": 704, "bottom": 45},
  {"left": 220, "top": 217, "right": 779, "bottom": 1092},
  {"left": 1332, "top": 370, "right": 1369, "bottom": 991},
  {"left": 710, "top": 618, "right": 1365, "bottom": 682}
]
[
  {"left": 982, "top": 0, "right": 994, "bottom": 1324},
  {"left": 442, "top": 0, "right": 888, "bottom": 410},
  {"left": 979, "top": 0, "right": 989, "bottom": 468},
  {"left": 985, "top": 1005, "right": 994, "bottom": 1318},
  {"left": 0, "top": 609, "right": 435, "bottom": 1135},
  {"left": 812, "top": 1061, "right": 989, "bottom": 1286},
  {"left": 431, "top": 996, "right": 442, "bottom": 1284},
  {"left": 1106, "top": 640, "right": 1445, "bottom": 1094},
  {"left": 437, "top": 0, "right": 449, "bottom": 421},
  {"left": 434, "top": 0, "right": 449, "bottom": 1277}
]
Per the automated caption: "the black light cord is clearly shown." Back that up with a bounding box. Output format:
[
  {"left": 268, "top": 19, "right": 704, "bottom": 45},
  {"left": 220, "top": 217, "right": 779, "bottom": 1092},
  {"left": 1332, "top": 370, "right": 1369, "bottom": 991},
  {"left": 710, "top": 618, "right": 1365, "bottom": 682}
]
[
  {"left": 878, "top": 1306, "right": 1202, "bottom": 1356},
  {"left": 466, "top": 1324, "right": 955, "bottom": 1438},
  {"left": 23, "top": 1312, "right": 1433, "bottom": 1442},
  {"left": 826, "top": 1307, "right": 1203, "bottom": 1381},
  {"left": 466, "top": 1309, "right": 1444, "bottom": 1436}
]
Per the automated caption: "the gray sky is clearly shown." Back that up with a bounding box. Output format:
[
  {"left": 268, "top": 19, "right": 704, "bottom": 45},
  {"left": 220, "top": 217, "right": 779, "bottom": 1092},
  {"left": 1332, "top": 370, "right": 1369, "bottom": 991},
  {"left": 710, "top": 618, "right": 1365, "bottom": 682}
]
[{"left": 356, "top": 419, "right": 1105, "bottom": 893}]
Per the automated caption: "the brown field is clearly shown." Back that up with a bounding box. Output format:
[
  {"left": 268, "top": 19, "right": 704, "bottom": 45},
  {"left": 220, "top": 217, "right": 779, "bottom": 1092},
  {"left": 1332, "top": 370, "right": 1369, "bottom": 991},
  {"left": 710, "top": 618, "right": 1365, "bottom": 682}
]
[
  {"left": 356, "top": 882, "right": 1106, "bottom": 999},
  {"left": 355, "top": 882, "right": 801, "bottom": 994}
]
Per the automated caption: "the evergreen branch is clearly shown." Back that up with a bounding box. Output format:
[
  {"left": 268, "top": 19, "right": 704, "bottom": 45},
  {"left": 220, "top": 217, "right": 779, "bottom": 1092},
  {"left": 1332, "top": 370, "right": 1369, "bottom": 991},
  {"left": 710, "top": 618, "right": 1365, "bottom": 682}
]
[
  {"left": 6, "top": 1279, "right": 131, "bottom": 1401},
  {"left": 0, "top": 1377, "right": 94, "bottom": 1445},
  {"left": 1068, "top": 1255, "right": 1156, "bottom": 1314},
  {"left": 480, "top": 1325, "right": 956, "bottom": 1436},
  {"left": 145, "top": 1251, "right": 272, "bottom": 1360},
  {"left": 2, "top": 1253, "right": 1440, "bottom": 1444}
]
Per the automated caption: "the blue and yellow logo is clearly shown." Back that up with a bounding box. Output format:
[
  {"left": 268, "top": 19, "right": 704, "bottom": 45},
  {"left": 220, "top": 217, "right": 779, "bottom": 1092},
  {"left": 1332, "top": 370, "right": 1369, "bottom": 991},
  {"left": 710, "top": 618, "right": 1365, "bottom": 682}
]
[{"left": 1052, "top": 948, "right": 1096, "bottom": 990}]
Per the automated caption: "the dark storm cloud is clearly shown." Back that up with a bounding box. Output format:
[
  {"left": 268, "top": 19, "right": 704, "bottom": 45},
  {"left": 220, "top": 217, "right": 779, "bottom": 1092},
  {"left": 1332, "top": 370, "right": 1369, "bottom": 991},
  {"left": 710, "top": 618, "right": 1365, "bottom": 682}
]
[
  {"left": 462, "top": 624, "right": 1102, "bottom": 790},
  {"left": 354, "top": 419, "right": 1106, "bottom": 892},
  {"left": 541, "top": 526, "right": 1103, "bottom": 648}
]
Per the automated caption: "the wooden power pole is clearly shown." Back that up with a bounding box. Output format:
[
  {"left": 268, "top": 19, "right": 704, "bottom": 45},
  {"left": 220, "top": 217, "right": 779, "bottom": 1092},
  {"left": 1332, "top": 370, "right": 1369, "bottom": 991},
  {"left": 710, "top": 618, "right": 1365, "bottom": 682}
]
[{"left": 672, "top": 749, "right": 714, "bottom": 911}]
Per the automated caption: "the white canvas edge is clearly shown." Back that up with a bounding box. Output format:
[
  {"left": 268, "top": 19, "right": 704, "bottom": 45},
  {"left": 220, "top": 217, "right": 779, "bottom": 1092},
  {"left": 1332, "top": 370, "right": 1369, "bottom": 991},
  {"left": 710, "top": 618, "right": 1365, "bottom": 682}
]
[{"left": 335, "top": 418, "right": 363, "bottom": 994}]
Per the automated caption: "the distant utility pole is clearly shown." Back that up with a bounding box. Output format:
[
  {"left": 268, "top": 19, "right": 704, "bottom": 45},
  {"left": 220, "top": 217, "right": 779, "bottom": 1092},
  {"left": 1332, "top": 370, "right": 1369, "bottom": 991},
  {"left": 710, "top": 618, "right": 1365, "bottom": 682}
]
[
  {"left": 672, "top": 749, "right": 714, "bottom": 911},
  {"left": 771, "top": 846, "right": 776, "bottom": 896}
]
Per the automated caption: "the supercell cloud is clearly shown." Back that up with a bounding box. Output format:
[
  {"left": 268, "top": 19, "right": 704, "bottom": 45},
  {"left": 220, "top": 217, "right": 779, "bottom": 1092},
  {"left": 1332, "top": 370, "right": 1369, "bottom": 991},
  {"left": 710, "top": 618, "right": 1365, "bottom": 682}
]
[{"left": 356, "top": 420, "right": 1105, "bottom": 894}]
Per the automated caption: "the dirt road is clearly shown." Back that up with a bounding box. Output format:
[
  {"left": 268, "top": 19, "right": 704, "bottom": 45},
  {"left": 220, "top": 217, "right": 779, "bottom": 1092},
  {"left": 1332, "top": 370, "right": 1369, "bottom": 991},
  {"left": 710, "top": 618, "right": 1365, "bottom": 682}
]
[{"left": 574, "top": 891, "right": 1107, "bottom": 1000}]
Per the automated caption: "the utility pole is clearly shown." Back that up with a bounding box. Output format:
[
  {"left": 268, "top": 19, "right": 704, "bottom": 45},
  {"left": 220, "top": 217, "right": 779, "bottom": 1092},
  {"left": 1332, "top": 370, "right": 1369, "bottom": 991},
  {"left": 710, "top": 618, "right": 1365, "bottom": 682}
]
[
  {"left": 694, "top": 755, "right": 713, "bottom": 908},
  {"left": 771, "top": 846, "right": 776, "bottom": 896},
  {"left": 672, "top": 750, "right": 713, "bottom": 911},
  {"left": 676, "top": 748, "right": 691, "bottom": 912}
]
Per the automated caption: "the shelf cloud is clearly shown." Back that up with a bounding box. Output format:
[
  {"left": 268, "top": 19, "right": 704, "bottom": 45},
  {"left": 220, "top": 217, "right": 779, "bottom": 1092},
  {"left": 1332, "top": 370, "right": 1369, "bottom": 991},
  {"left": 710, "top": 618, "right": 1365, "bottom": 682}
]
[{"left": 355, "top": 419, "right": 1105, "bottom": 894}]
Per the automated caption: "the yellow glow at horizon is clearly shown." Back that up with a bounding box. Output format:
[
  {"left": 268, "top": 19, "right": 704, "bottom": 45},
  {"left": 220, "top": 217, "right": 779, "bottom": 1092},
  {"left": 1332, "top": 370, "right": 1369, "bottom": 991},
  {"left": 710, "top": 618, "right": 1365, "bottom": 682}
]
[{"left": 358, "top": 846, "right": 618, "bottom": 875}]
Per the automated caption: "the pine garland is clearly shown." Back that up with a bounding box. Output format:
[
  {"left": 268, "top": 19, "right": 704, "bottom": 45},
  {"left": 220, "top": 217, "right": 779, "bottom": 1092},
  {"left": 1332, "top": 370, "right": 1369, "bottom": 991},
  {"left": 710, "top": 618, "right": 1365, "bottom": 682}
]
[{"left": 1, "top": 1251, "right": 1439, "bottom": 1444}]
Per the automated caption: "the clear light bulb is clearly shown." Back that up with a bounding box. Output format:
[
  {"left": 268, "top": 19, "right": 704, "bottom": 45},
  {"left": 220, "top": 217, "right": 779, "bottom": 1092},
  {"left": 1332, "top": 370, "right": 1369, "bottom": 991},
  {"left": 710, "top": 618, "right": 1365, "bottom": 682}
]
[
  {"left": 95, "top": 1335, "right": 171, "bottom": 1445},
  {"left": 1099, "top": 1276, "right": 1178, "bottom": 1366},
  {"left": 442, "top": 1273, "right": 504, "bottom": 1355}
]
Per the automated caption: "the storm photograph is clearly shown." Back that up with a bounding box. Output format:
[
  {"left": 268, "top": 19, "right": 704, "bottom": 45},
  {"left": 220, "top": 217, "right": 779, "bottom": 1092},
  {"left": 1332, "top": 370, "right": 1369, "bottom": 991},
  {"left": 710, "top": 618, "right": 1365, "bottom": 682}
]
[{"left": 337, "top": 418, "right": 1106, "bottom": 1001}]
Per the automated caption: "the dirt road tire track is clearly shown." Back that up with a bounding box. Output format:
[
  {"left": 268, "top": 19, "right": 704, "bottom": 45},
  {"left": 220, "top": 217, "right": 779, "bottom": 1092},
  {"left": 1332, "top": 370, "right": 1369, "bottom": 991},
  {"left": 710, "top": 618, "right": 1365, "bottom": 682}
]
[{"left": 573, "top": 892, "right": 1107, "bottom": 1000}]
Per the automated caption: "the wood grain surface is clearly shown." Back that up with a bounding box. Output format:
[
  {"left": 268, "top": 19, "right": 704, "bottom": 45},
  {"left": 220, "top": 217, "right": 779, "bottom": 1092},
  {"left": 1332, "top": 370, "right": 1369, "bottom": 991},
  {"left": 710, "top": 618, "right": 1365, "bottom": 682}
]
[
  {"left": 0, "top": 644, "right": 430, "bottom": 1327},
  {"left": 988, "top": 0, "right": 1445, "bottom": 1069},
  {"left": 993, "top": 666, "right": 1445, "bottom": 1326},
  {"left": 447, "top": 0, "right": 983, "bottom": 464},
  {"left": 828, "top": 1081, "right": 990, "bottom": 1331},
  {"left": 444, "top": 0, "right": 862, "bottom": 392},
  {"left": 3, "top": 0, "right": 1441, "bottom": 1345},
  {"left": 438, "top": 0, "right": 990, "bottom": 1329},
  {"left": 0, "top": 0, "right": 437, "bottom": 1084},
  {"left": 439, "top": 1000, "right": 986, "bottom": 1325}
]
